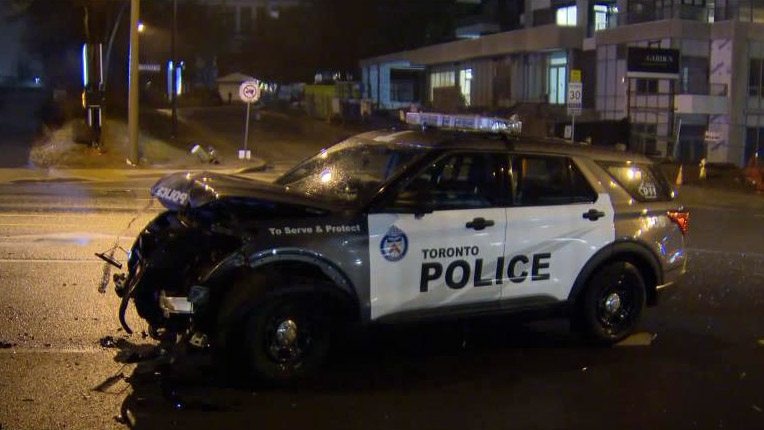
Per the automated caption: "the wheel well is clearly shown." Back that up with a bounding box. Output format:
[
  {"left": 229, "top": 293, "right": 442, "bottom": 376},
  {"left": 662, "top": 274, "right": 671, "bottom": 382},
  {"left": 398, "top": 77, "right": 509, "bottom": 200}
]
[
  {"left": 255, "top": 260, "right": 360, "bottom": 322},
  {"left": 570, "top": 246, "right": 661, "bottom": 307},
  {"left": 212, "top": 260, "right": 360, "bottom": 329}
]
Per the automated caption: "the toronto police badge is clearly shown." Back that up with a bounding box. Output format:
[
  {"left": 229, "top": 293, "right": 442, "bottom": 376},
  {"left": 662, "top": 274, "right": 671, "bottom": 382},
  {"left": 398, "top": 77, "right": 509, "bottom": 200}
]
[{"left": 380, "top": 225, "right": 408, "bottom": 262}]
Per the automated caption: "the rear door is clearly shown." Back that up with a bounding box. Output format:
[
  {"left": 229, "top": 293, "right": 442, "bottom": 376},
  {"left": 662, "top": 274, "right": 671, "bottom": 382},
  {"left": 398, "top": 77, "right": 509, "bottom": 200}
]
[
  {"left": 368, "top": 151, "right": 510, "bottom": 321},
  {"left": 501, "top": 154, "right": 615, "bottom": 304}
]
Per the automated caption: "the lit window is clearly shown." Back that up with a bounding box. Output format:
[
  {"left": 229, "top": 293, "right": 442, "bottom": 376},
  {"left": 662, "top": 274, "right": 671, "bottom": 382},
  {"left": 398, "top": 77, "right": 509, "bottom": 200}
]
[
  {"left": 430, "top": 71, "right": 455, "bottom": 101},
  {"left": 556, "top": 5, "right": 577, "bottom": 27},
  {"left": 593, "top": 4, "right": 608, "bottom": 31},
  {"left": 548, "top": 52, "right": 567, "bottom": 105},
  {"left": 459, "top": 68, "right": 473, "bottom": 106}
]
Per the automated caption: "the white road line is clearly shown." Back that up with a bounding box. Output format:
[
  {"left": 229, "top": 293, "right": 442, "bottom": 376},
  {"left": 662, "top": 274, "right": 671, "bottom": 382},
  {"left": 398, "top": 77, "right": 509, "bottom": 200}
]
[
  {"left": 0, "top": 259, "right": 104, "bottom": 263},
  {"left": 0, "top": 347, "right": 105, "bottom": 354},
  {"left": 687, "top": 248, "right": 764, "bottom": 258},
  {"left": 0, "top": 223, "right": 97, "bottom": 227}
]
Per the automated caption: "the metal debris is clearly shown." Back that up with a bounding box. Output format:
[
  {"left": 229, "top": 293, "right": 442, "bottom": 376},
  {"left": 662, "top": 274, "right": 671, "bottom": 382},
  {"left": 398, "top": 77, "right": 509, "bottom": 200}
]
[
  {"left": 93, "top": 372, "right": 126, "bottom": 393},
  {"left": 616, "top": 332, "right": 657, "bottom": 347},
  {"left": 99, "top": 336, "right": 118, "bottom": 348}
]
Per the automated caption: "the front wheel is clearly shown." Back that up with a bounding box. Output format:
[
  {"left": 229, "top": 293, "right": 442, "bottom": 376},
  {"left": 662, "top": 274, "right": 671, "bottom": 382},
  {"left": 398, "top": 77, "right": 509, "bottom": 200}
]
[
  {"left": 244, "top": 296, "right": 331, "bottom": 384},
  {"left": 575, "top": 261, "right": 646, "bottom": 344}
]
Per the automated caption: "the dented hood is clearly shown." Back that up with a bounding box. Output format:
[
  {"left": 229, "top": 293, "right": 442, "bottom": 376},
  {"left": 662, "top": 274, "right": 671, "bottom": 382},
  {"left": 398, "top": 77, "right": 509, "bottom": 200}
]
[{"left": 151, "top": 171, "right": 336, "bottom": 212}]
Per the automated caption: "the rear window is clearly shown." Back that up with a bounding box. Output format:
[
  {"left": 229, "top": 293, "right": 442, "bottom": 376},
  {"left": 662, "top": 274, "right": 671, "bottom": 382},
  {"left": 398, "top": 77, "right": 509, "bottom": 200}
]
[{"left": 598, "top": 161, "right": 672, "bottom": 202}]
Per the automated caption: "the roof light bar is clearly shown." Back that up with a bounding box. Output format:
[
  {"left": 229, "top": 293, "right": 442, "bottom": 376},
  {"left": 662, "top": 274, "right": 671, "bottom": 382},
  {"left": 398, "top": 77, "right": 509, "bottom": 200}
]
[{"left": 405, "top": 112, "right": 522, "bottom": 135}]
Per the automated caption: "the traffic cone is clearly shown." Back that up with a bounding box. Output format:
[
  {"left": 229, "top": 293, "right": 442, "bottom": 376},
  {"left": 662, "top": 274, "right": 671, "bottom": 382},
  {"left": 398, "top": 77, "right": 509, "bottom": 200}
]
[
  {"left": 699, "top": 158, "right": 707, "bottom": 180},
  {"left": 675, "top": 165, "right": 683, "bottom": 186}
]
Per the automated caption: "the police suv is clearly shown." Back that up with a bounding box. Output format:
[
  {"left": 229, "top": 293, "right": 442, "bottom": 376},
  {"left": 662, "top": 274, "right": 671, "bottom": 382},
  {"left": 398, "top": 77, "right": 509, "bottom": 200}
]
[{"left": 113, "top": 113, "right": 687, "bottom": 383}]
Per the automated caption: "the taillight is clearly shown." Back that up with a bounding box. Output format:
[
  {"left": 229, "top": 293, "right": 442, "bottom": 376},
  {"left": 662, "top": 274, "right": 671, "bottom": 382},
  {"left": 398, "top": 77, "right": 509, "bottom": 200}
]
[{"left": 667, "top": 210, "right": 689, "bottom": 235}]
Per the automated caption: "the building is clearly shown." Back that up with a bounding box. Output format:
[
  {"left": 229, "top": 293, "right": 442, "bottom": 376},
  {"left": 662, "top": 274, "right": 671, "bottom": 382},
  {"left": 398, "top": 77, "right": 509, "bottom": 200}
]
[
  {"left": 205, "top": 0, "right": 300, "bottom": 52},
  {"left": 361, "top": 0, "right": 764, "bottom": 167}
]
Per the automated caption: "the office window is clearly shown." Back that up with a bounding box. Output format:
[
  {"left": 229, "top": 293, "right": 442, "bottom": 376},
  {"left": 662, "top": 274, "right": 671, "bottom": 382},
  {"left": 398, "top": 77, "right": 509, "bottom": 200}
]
[
  {"left": 745, "top": 123, "right": 764, "bottom": 165},
  {"left": 430, "top": 71, "right": 455, "bottom": 101},
  {"left": 459, "top": 68, "right": 473, "bottom": 106},
  {"left": 636, "top": 79, "right": 658, "bottom": 94},
  {"left": 556, "top": 5, "right": 577, "bottom": 26},
  {"left": 750, "top": 58, "right": 763, "bottom": 97},
  {"left": 593, "top": 4, "right": 617, "bottom": 31},
  {"left": 240, "top": 6, "right": 253, "bottom": 33},
  {"left": 548, "top": 53, "right": 567, "bottom": 105}
]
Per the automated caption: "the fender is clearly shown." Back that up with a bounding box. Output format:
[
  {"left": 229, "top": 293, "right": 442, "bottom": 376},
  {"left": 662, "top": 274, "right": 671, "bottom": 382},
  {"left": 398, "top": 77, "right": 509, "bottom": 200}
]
[
  {"left": 567, "top": 239, "right": 662, "bottom": 303},
  {"left": 200, "top": 246, "right": 358, "bottom": 302}
]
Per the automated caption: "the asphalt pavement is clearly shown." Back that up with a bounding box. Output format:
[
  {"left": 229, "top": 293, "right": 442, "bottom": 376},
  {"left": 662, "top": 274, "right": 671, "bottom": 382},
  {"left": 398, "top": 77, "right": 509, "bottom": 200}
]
[{"left": 0, "top": 174, "right": 763, "bottom": 429}]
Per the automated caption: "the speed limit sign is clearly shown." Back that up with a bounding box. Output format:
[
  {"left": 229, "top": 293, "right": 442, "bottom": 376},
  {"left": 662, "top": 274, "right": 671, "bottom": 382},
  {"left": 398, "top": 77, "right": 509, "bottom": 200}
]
[{"left": 567, "top": 82, "right": 582, "bottom": 116}]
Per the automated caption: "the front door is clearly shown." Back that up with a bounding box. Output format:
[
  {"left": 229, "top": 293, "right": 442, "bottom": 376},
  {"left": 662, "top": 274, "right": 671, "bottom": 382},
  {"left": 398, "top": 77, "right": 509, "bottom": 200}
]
[
  {"left": 501, "top": 155, "right": 615, "bottom": 304},
  {"left": 368, "top": 152, "right": 510, "bottom": 321}
]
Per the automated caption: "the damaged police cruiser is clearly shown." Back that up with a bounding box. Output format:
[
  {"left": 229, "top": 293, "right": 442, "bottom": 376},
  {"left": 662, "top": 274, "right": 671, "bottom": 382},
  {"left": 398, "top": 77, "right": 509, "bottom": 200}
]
[{"left": 112, "top": 112, "right": 687, "bottom": 383}]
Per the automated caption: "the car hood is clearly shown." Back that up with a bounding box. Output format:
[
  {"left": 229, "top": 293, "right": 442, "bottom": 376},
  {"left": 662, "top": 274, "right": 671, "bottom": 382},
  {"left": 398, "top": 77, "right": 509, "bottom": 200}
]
[{"left": 151, "top": 171, "right": 336, "bottom": 213}]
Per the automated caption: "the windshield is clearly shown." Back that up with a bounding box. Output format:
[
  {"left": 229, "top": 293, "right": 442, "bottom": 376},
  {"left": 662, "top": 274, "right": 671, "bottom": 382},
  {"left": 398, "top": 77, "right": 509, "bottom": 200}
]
[{"left": 275, "top": 137, "right": 428, "bottom": 203}]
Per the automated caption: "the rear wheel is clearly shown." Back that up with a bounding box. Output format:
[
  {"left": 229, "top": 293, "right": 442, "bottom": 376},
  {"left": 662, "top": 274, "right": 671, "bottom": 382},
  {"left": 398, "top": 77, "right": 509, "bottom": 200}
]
[
  {"left": 244, "top": 296, "right": 331, "bottom": 384},
  {"left": 575, "top": 261, "right": 646, "bottom": 344}
]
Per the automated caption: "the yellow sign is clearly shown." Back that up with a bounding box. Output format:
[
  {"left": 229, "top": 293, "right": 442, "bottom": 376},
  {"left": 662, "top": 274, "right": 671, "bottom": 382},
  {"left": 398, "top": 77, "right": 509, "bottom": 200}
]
[{"left": 570, "top": 69, "right": 582, "bottom": 83}]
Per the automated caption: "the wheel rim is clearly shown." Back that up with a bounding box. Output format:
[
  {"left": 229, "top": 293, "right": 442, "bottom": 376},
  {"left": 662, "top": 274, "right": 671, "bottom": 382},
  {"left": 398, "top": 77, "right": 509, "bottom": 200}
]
[
  {"left": 263, "top": 305, "right": 313, "bottom": 368},
  {"left": 596, "top": 273, "right": 639, "bottom": 336}
]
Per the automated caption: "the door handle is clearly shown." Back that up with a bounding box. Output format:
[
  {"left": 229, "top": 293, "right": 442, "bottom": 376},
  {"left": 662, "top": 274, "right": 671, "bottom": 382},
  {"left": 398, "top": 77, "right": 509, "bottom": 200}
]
[
  {"left": 583, "top": 209, "right": 606, "bottom": 221},
  {"left": 466, "top": 217, "right": 495, "bottom": 231}
]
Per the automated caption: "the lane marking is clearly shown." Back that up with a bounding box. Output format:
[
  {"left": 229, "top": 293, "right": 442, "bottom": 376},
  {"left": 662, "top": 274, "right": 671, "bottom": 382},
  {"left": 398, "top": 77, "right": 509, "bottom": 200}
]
[
  {"left": 0, "top": 259, "right": 104, "bottom": 263},
  {"left": 0, "top": 213, "right": 150, "bottom": 218},
  {"left": 687, "top": 248, "right": 764, "bottom": 258},
  {"left": 0, "top": 347, "right": 106, "bottom": 354}
]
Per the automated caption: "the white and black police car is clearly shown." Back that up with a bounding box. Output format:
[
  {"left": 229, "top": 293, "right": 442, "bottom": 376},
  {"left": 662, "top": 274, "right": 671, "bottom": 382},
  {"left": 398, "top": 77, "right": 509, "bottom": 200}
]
[{"left": 112, "top": 112, "right": 688, "bottom": 383}]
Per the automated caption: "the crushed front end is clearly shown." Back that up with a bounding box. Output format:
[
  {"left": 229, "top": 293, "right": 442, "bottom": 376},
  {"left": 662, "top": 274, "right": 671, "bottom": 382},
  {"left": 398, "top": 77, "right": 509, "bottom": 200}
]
[
  {"left": 115, "top": 207, "right": 242, "bottom": 341},
  {"left": 112, "top": 171, "right": 334, "bottom": 347}
]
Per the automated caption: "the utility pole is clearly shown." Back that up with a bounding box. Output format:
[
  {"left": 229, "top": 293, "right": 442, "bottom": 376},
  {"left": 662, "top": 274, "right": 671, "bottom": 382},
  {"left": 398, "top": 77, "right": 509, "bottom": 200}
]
[
  {"left": 171, "top": 0, "right": 178, "bottom": 139},
  {"left": 128, "top": 0, "right": 140, "bottom": 165}
]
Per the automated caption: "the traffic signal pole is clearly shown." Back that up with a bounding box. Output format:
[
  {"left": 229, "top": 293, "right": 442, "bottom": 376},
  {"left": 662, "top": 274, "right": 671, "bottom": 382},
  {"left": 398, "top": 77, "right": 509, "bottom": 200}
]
[
  {"left": 171, "top": 0, "right": 178, "bottom": 139},
  {"left": 128, "top": 0, "right": 140, "bottom": 165}
]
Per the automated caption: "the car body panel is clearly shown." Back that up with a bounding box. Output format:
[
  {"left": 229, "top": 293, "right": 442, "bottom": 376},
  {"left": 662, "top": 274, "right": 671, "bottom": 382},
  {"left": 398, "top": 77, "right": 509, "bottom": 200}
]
[{"left": 121, "top": 128, "right": 687, "bottom": 336}]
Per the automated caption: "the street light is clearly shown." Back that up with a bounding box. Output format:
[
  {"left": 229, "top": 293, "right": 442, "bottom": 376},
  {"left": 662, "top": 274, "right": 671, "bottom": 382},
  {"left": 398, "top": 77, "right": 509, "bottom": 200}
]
[{"left": 137, "top": 22, "right": 145, "bottom": 33}]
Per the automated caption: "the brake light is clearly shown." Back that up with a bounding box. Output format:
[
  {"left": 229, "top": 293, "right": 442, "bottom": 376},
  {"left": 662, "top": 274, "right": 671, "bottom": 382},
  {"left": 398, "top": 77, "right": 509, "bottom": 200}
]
[{"left": 667, "top": 210, "right": 689, "bottom": 235}]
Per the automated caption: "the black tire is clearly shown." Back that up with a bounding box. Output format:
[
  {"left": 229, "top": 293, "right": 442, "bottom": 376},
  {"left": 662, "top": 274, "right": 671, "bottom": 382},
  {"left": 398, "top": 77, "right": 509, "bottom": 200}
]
[
  {"left": 244, "top": 296, "right": 331, "bottom": 384},
  {"left": 575, "top": 261, "right": 646, "bottom": 344}
]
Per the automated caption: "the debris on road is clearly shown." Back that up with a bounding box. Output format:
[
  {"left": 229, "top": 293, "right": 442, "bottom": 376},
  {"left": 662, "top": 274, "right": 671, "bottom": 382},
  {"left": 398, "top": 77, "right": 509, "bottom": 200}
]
[
  {"left": 99, "top": 336, "right": 118, "bottom": 348},
  {"left": 93, "top": 372, "right": 126, "bottom": 393},
  {"left": 616, "top": 332, "right": 657, "bottom": 347}
]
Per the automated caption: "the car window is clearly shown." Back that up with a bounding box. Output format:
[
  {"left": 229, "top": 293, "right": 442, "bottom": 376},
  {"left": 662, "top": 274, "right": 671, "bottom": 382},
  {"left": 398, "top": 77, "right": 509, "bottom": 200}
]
[
  {"left": 510, "top": 155, "right": 597, "bottom": 206},
  {"left": 393, "top": 152, "right": 509, "bottom": 211},
  {"left": 598, "top": 161, "right": 672, "bottom": 202},
  {"left": 275, "top": 138, "right": 427, "bottom": 203}
]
